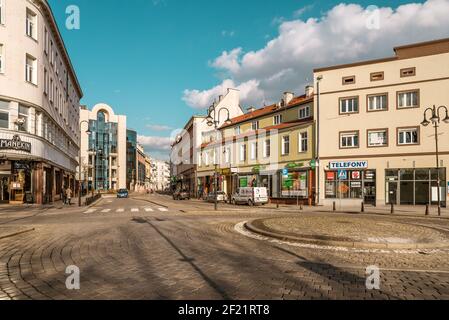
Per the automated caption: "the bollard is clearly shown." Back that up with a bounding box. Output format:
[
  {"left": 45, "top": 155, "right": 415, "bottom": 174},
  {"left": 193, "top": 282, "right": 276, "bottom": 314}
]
[
  {"left": 425, "top": 204, "right": 429, "bottom": 216},
  {"left": 300, "top": 204, "right": 303, "bottom": 211},
  {"left": 333, "top": 201, "right": 336, "bottom": 212},
  {"left": 361, "top": 202, "right": 365, "bottom": 213},
  {"left": 276, "top": 202, "right": 279, "bottom": 209},
  {"left": 390, "top": 203, "right": 394, "bottom": 214}
]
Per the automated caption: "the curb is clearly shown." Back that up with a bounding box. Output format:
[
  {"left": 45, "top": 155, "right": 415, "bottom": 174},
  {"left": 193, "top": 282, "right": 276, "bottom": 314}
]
[
  {"left": 244, "top": 219, "right": 449, "bottom": 250},
  {"left": 0, "top": 228, "right": 35, "bottom": 240}
]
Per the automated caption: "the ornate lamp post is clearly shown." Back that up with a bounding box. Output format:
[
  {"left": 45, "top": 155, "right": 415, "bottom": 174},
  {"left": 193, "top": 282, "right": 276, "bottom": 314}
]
[
  {"left": 421, "top": 105, "right": 449, "bottom": 216},
  {"left": 206, "top": 106, "right": 232, "bottom": 211},
  {"left": 79, "top": 120, "right": 91, "bottom": 207}
]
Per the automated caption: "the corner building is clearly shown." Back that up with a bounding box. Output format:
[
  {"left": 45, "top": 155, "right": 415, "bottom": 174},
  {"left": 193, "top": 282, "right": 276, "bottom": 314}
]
[
  {"left": 314, "top": 38, "right": 449, "bottom": 207},
  {"left": 0, "top": 0, "right": 82, "bottom": 204}
]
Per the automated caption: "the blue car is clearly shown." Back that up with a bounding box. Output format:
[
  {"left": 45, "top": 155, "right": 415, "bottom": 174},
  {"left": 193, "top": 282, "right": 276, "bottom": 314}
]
[{"left": 117, "top": 189, "right": 129, "bottom": 198}]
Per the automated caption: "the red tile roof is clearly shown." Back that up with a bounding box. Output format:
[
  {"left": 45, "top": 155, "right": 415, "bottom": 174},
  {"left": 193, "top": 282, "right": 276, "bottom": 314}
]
[{"left": 220, "top": 95, "right": 313, "bottom": 129}]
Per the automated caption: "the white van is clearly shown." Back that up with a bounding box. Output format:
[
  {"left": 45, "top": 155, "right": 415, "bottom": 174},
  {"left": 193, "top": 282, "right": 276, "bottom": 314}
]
[{"left": 231, "top": 187, "right": 269, "bottom": 206}]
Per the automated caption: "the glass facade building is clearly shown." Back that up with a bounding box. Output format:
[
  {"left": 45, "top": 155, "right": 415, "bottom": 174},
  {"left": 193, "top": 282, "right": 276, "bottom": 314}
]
[{"left": 126, "top": 129, "right": 137, "bottom": 190}]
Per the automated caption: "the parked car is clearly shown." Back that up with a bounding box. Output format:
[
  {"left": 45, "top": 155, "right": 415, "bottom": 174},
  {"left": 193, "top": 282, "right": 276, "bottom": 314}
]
[
  {"left": 117, "top": 189, "right": 129, "bottom": 199},
  {"left": 231, "top": 187, "right": 269, "bottom": 206},
  {"left": 206, "top": 191, "right": 227, "bottom": 203},
  {"left": 173, "top": 190, "right": 190, "bottom": 200}
]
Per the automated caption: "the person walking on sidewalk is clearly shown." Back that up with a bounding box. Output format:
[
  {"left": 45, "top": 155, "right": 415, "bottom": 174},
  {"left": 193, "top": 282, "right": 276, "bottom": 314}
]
[
  {"left": 61, "top": 187, "right": 67, "bottom": 205},
  {"left": 66, "top": 187, "right": 72, "bottom": 205}
]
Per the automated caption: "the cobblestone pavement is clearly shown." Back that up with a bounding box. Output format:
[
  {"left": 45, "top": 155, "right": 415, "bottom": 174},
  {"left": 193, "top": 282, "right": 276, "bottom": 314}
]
[{"left": 1, "top": 196, "right": 449, "bottom": 300}]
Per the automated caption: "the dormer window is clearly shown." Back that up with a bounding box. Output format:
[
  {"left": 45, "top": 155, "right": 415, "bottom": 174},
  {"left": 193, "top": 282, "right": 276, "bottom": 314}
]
[
  {"left": 251, "top": 121, "right": 259, "bottom": 131},
  {"left": 274, "top": 114, "right": 282, "bottom": 125}
]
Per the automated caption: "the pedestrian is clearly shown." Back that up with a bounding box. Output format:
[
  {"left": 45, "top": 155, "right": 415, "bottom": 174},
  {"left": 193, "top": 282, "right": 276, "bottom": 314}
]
[
  {"left": 66, "top": 187, "right": 72, "bottom": 205},
  {"left": 61, "top": 187, "right": 66, "bottom": 205}
]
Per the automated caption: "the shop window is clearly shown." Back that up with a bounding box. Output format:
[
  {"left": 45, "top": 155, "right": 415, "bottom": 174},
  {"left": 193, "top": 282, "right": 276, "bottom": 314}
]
[
  {"left": 281, "top": 171, "right": 308, "bottom": 198},
  {"left": 325, "top": 170, "right": 368, "bottom": 200}
]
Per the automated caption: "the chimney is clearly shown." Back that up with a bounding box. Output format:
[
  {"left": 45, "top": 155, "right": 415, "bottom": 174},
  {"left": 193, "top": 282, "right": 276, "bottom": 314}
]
[
  {"left": 247, "top": 106, "right": 256, "bottom": 113},
  {"left": 305, "top": 85, "right": 314, "bottom": 98},
  {"left": 218, "top": 95, "right": 224, "bottom": 102},
  {"left": 283, "top": 92, "right": 294, "bottom": 106}
]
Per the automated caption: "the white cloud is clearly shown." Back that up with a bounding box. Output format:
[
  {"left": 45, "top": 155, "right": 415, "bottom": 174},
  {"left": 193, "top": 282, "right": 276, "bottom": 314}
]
[
  {"left": 146, "top": 124, "right": 173, "bottom": 131},
  {"left": 183, "top": 0, "right": 449, "bottom": 108},
  {"left": 137, "top": 135, "right": 173, "bottom": 152},
  {"left": 293, "top": 4, "right": 314, "bottom": 17},
  {"left": 222, "top": 30, "right": 236, "bottom": 37}
]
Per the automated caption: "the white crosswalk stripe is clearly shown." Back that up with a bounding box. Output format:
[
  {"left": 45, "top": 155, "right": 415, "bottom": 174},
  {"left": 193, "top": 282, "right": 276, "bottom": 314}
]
[
  {"left": 131, "top": 208, "right": 139, "bottom": 212},
  {"left": 117, "top": 209, "right": 125, "bottom": 213},
  {"left": 101, "top": 209, "right": 111, "bottom": 213},
  {"left": 144, "top": 208, "right": 154, "bottom": 212},
  {"left": 84, "top": 209, "right": 96, "bottom": 214},
  {"left": 158, "top": 208, "right": 168, "bottom": 212}
]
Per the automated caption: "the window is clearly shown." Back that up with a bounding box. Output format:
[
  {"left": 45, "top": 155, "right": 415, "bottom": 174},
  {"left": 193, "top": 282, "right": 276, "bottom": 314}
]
[
  {"left": 0, "top": 0, "right": 4, "bottom": 25},
  {"left": 44, "top": 68, "right": 48, "bottom": 95},
  {"left": 340, "top": 131, "right": 359, "bottom": 149},
  {"left": 370, "top": 72, "right": 384, "bottom": 81},
  {"left": 18, "top": 105, "right": 29, "bottom": 132},
  {"left": 0, "top": 43, "right": 3, "bottom": 74},
  {"left": 49, "top": 78, "right": 54, "bottom": 102},
  {"left": 367, "top": 94, "right": 388, "bottom": 111},
  {"left": 299, "top": 132, "right": 308, "bottom": 153},
  {"left": 401, "top": 67, "right": 416, "bottom": 78},
  {"left": 25, "top": 54, "right": 37, "bottom": 84},
  {"left": 274, "top": 114, "right": 282, "bottom": 125},
  {"left": 298, "top": 105, "right": 310, "bottom": 119},
  {"left": 251, "top": 121, "right": 259, "bottom": 131},
  {"left": 282, "top": 135, "right": 290, "bottom": 155},
  {"left": 250, "top": 142, "right": 258, "bottom": 160},
  {"left": 26, "top": 9, "right": 37, "bottom": 40},
  {"left": 44, "top": 28, "right": 49, "bottom": 55},
  {"left": 367, "top": 129, "right": 388, "bottom": 147},
  {"left": 50, "top": 40, "right": 54, "bottom": 65},
  {"left": 0, "top": 99, "right": 9, "bottom": 129},
  {"left": 340, "top": 97, "right": 359, "bottom": 114},
  {"left": 225, "top": 147, "right": 231, "bottom": 164},
  {"left": 342, "top": 76, "right": 355, "bottom": 85},
  {"left": 234, "top": 126, "right": 240, "bottom": 135},
  {"left": 397, "top": 90, "right": 419, "bottom": 109},
  {"left": 240, "top": 144, "right": 247, "bottom": 162},
  {"left": 398, "top": 127, "right": 419, "bottom": 145},
  {"left": 263, "top": 139, "right": 270, "bottom": 158}
]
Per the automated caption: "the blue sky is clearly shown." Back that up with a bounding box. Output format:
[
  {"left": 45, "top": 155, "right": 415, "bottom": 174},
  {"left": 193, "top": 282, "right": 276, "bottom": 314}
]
[{"left": 47, "top": 0, "right": 448, "bottom": 159}]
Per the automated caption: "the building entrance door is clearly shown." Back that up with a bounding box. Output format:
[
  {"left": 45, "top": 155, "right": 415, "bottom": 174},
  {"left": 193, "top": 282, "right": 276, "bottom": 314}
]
[
  {"left": 387, "top": 182, "right": 398, "bottom": 205},
  {"left": 0, "top": 176, "right": 10, "bottom": 203},
  {"left": 364, "top": 181, "right": 376, "bottom": 206}
]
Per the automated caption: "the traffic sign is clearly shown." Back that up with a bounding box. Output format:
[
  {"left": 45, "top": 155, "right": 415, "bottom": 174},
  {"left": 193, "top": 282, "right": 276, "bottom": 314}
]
[{"left": 338, "top": 170, "right": 348, "bottom": 180}]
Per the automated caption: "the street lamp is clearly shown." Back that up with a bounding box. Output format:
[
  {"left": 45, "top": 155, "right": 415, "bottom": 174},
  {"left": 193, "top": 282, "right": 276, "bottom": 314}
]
[
  {"left": 79, "top": 120, "right": 91, "bottom": 207},
  {"left": 206, "top": 105, "right": 232, "bottom": 211},
  {"left": 421, "top": 105, "right": 449, "bottom": 216}
]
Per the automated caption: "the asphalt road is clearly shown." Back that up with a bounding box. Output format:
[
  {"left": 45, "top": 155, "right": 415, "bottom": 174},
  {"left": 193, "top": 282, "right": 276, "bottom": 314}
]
[{"left": 1, "top": 195, "right": 449, "bottom": 300}]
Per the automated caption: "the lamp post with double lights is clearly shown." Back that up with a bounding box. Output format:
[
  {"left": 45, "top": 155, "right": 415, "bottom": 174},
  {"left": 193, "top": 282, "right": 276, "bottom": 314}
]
[
  {"left": 79, "top": 120, "right": 92, "bottom": 207},
  {"left": 421, "top": 105, "right": 449, "bottom": 216},
  {"left": 206, "top": 106, "right": 232, "bottom": 211}
]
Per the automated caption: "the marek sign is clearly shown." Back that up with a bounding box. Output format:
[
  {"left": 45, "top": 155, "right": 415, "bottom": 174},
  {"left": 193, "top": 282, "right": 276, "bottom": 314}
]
[{"left": 0, "top": 135, "right": 32, "bottom": 153}]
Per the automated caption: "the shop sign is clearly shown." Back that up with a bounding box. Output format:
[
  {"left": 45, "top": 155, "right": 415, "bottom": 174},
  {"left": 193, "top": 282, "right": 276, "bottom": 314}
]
[
  {"left": 448, "top": 182, "right": 449, "bottom": 194},
  {"left": 309, "top": 159, "right": 318, "bottom": 170},
  {"left": 326, "top": 172, "right": 335, "bottom": 180},
  {"left": 337, "top": 170, "right": 348, "bottom": 180},
  {"left": 286, "top": 162, "right": 304, "bottom": 169},
  {"left": 282, "top": 169, "right": 289, "bottom": 177},
  {"left": 351, "top": 171, "right": 361, "bottom": 180},
  {"left": 0, "top": 135, "right": 32, "bottom": 153},
  {"left": 329, "top": 161, "right": 368, "bottom": 170},
  {"left": 351, "top": 181, "right": 362, "bottom": 188}
]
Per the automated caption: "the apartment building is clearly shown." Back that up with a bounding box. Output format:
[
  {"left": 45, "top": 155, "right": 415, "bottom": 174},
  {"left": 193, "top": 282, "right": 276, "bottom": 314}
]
[
  {"left": 0, "top": 0, "right": 82, "bottom": 204},
  {"left": 171, "top": 88, "right": 243, "bottom": 197},
  {"left": 314, "top": 38, "right": 449, "bottom": 207},
  {"left": 151, "top": 159, "right": 170, "bottom": 191},
  {"left": 198, "top": 88, "right": 315, "bottom": 204},
  {"left": 79, "top": 104, "right": 127, "bottom": 192}
]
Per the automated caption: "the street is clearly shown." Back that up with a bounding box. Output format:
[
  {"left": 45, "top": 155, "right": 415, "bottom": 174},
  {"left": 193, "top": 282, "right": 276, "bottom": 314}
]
[{"left": 1, "top": 195, "right": 449, "bottom": 300}]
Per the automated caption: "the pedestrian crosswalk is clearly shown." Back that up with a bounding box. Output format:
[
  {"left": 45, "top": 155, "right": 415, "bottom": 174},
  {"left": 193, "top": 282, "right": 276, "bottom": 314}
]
[{"left": 83, "top": 207, "right": 169, "bottom": 214}]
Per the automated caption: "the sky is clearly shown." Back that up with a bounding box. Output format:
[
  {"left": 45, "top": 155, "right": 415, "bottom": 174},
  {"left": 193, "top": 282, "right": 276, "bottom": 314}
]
[{"left": 48, "top": 0, "right": 449, "bottom": 160}]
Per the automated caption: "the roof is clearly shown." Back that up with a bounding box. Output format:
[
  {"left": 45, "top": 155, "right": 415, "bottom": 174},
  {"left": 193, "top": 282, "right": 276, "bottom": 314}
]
[
  {"left": 201, "top": 118, "right": 313, "bottom": 150},
  {"left": 220, "top": 95, "right": 313, "bottom": 129},
  {"left": 314, "top": 37, "right": 449, "bottom": 73}
]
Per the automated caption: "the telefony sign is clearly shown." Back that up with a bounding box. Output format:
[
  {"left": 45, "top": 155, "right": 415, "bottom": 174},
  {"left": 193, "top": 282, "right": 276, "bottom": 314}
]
[{"left": 329, "top": 161, "right": 368, "bottom": 170}]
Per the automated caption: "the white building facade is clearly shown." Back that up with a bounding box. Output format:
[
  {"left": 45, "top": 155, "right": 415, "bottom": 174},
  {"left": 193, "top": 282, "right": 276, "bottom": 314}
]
[
  {"left": 79, "top": 104, "right": 127, "bottom": 192},
  {"left": 151, "top": 159, "right": 170, "bottom": 191},
  {"left": 0, "top": 0, "right": 82, "bottom": 204}
]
